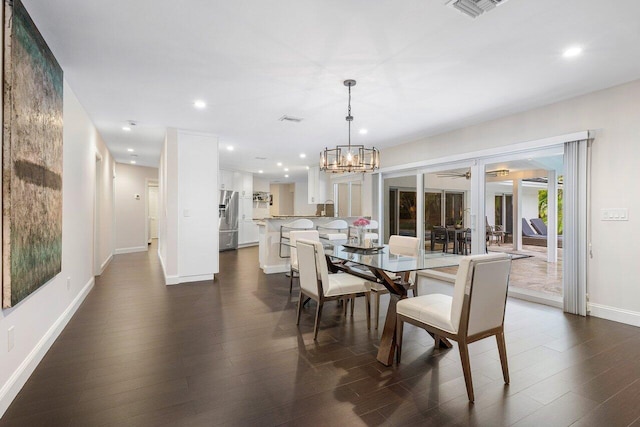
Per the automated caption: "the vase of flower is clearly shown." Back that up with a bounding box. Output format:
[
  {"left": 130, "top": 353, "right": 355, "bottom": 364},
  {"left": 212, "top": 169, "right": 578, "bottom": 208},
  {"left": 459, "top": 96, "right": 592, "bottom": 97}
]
[{"left": 353, "top": 218, "right": 370, "bottom": 246}]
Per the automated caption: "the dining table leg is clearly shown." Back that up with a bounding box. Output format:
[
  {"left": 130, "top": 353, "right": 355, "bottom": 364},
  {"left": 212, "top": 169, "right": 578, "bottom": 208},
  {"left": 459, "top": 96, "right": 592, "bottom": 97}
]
[{"left": 377, "top": 293, "right": 403, "bottom": 366}]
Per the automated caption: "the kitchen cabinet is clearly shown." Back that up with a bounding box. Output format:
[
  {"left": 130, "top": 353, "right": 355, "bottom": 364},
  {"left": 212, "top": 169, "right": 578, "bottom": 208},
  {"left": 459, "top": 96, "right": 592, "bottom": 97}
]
[
  {"left": 219, "top": 169, "right": 234, "bottom": 190},
  {"left": 307, "top": 166, "right": 327, "bottom": 204}
]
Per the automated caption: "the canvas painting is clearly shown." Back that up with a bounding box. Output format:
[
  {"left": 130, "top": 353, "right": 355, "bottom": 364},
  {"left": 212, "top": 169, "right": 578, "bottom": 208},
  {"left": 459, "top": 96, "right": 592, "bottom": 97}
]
[{"left": 2, "top": 0, "right": 63, "bottom": 308}]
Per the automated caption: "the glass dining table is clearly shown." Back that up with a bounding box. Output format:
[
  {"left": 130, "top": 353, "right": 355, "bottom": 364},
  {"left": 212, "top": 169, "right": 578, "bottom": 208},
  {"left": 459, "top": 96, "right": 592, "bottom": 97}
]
[{"left": 324, "top": 243, "right": 462, "bottom": 366}]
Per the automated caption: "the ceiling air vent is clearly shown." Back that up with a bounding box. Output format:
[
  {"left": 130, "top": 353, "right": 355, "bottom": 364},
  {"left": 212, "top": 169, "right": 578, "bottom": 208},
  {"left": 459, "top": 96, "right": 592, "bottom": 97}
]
[
  {"left": 279, "top": 115, "right": 303, "bottom": 123},
  {"left": 446, "top": 0, "right": 509, "bottom": 18}
]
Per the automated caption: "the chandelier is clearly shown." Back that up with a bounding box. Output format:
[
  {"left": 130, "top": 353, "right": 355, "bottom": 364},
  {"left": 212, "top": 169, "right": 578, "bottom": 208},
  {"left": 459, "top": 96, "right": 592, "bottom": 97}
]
[{"left": 320, "top": 80, "right": 380, "bottom": 173}]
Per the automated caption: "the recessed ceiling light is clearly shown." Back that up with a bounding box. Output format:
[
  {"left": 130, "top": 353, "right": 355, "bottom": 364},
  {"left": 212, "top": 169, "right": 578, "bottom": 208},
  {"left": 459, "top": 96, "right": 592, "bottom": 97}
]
[
  {"left": 563, "top": 46, "right": 583, "bottom": 58},
  {"left": 127, "top": 148, "right": 134, "bottom": 152},
  {"left": 194, "top": 100, "right": 206, "bottom": 109},
  {"left": 258, "top": 170, "right": 264, "bottom": 174},
  {"left": 130, "top": 160, "right": 136, "bottom": 164},
  {"left": 226, "top": 145, "right": 234, "bottom": 151},
  {"left": 122, "top": 126, "right": 131, "bottom": 132},
  {"left": 299, "top": 153, "right": 306, "bottom": 158},
  {"left": 277, "top": 162, "right": 282, "bottom": 167},
  {"left": 359, "top": 129, "right": 368, "bottom": 135},
  {"left": 284, "top": 168, "right": 289, "bottom": 172},
  {"left": 284, "top": 174, "right": 289, "bottom": 178},
  {"left": 306, "top": 166, "right": 310, "bottom": 170}
]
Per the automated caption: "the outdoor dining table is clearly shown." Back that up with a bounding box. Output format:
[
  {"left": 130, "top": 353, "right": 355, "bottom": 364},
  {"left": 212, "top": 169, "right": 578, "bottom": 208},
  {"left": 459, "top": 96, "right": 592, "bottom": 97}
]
[{"left": 325, "top": 244, "right": 462, "bottom": 366}]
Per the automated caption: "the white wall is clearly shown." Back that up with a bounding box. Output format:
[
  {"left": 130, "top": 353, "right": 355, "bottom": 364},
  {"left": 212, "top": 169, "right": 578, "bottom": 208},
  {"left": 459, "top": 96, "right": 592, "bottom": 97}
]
[
  {"left": 177, "top": 130, "right": 218, "bottom": 281},
  {"left": 94, "top": 137, "right": 115, "bottom": 274},
  {"left": 158, "top": 129, "right": 218, "bottom": 285},
  {"left": 381, "top": 78, "right": 640, "bottom": 325},
  {"left": 0, "top": 81, "right": 111, "bottom": 416},
  {"left": 293, "top": 181, "right": 316, "bottom": 216},
  {"left": 114, "top": 163, "right": 158, "bottom": 254}
]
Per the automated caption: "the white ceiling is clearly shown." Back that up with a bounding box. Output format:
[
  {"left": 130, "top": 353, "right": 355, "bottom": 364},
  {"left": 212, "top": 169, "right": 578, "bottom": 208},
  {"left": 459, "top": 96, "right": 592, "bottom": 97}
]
[{"left": 23, "top": 0, "right": 640, "bottom": 182}]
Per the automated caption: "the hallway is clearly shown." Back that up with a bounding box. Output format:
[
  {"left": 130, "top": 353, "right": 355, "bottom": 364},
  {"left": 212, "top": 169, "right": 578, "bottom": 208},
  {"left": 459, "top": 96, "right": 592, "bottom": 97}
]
[{"left": 2, "top": 246, "right": 640, "bottom": 426}]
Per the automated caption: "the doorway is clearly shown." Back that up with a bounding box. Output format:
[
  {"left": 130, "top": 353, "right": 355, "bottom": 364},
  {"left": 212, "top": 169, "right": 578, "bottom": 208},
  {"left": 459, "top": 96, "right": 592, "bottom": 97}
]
[{"left": 146, "top": 181, "right": 159, "bottom": 245}]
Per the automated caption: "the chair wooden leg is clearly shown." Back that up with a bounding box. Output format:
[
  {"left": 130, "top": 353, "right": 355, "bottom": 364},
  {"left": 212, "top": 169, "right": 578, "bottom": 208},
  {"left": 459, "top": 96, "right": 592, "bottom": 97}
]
[
  {"left": 458, "top": 341, "right": 474, "bottom": 402},
  {"left": 365, "top": 292, "right": 371, "bottom": 330},
  {"left": 289, "top": 267, "right": 294, "bottom": 293},
  {"left": 496, "top": 331, "right": 510, "bottom": 384},
  {"left": 343, "top": 298, "right": 348, "bottom": 315},
  {"left": 296, "top": 291, "right": 304, "bottom": 325},
  {"left": 395, "top": 318, "right": 404, "bottom": 364},
  {"left": 350, "top": 297, "right": 355, "bottom": 316},
  {"left": 313, "top": 302, "right": 324, "bottom": 340},
  {"left": 375, "top": 292, "right": 380, "bottom": 330}
]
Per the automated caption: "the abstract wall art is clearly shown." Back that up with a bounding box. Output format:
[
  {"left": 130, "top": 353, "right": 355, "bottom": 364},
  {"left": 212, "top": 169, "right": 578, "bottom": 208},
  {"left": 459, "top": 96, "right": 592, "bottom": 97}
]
[{"left": 2, "top": 0, "right": 63, "bottom": 308}]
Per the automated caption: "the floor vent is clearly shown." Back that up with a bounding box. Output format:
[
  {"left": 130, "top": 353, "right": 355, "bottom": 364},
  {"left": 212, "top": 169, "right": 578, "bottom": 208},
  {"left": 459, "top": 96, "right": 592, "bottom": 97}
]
[{"left": 446, "top": 0, "right": 510, "bottom": 18}]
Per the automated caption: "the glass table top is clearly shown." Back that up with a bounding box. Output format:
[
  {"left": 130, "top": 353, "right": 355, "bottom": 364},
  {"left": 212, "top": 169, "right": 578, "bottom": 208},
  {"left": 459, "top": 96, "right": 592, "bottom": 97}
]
[{"left": 325, "top": 244, "right": 462, "bottom": 273}]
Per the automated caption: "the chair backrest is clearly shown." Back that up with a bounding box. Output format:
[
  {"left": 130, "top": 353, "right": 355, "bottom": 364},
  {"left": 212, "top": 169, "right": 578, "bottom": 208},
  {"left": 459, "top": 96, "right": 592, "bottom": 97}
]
[
  {"left": 521, "top": 218, "right": 538, "bottom": 237},
  {"left": 319, "top": 219, "right": 348, "bottom": 231},
  {"left": 450, "top": 253, "right": 511, "bottom": 335},
  {"left": 389, "top": 235, "right": 420, "bottom": 257},
  {"left": 530, "top": 218, "right": 548, "bottom": 236},
  {"left": 432, "top": 226, "right": 448, "bottom": 242},
  {"left": 389, "top": 235, "right": 420, "bottom": 283},
  {"left": 290, "top": 230, "right": 320, "bottom": 269},
  {"left": 296, "top": 239, "right": 328, "bottom": 299},
  {"left": 284, "top": 218, "right": 314, "bottom": 230},
  {"left": 365, "top": 220, "right": 379, "bottom": 230}
]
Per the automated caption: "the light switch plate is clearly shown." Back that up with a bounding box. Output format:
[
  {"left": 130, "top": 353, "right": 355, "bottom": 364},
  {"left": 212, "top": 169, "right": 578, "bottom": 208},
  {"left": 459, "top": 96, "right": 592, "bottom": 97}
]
[{"left": 601, "top": 208, "right": 628, "bottom": 221}]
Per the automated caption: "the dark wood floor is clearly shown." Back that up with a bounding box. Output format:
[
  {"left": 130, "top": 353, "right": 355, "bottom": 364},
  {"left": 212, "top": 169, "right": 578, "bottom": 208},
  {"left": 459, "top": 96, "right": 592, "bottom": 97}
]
[{"left": 3, "top": 244, "right": 640, "bottom": 426}]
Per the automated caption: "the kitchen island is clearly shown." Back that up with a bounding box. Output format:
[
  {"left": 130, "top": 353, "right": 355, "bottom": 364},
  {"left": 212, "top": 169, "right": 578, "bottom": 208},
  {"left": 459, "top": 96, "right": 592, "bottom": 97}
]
[{"left": 256, "top": 216, "right": 363, "bottom": 274}]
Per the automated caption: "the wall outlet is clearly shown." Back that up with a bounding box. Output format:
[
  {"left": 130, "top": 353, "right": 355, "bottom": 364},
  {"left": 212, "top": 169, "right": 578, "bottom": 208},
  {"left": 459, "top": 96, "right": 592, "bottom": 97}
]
[
  {"left": 67, "top": 277, "right": 71, "bottom": 290},
  {"left": 8, "top": 326, "right": 15, "bottom": 352}
]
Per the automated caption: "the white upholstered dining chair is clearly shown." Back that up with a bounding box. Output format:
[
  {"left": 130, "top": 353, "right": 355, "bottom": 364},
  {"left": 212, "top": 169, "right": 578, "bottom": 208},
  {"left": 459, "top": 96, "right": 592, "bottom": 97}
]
[
  {"left": 395, "top": 253, "right": 512, "bottom": 402},
  {"left": 289, "top": 230, "right": 320, "bottom": 293},
  {"left": 296, "top": 239, "right": 371, "bottom": 340},
  {"left": 316, "top": 219, "right": 349, "bottom": 242},
  {"left": 369, "top": 235, "right": 420, "bottom": 330}
]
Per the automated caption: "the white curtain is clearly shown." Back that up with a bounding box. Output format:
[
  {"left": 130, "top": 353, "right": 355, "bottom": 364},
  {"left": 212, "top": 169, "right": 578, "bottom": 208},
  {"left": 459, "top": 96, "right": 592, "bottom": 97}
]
[{"left": 563, "top": 140, "right": 590, "bottom": 315}]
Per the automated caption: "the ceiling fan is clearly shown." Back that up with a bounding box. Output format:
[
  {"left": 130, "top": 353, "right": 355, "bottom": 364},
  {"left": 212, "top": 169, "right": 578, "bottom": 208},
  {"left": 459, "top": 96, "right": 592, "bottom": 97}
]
[{"left": 436, "top": 169, "right": 509, "bottom": 179}]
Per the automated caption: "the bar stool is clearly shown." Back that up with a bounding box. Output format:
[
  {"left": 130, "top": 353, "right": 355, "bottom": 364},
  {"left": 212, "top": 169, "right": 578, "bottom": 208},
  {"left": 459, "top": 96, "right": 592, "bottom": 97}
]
[
  {"left": 317, "top": 219, "right": 349, "bottom": 243},
  {"left": 279, "top": 219, "right": 314, "bottom": 258}
]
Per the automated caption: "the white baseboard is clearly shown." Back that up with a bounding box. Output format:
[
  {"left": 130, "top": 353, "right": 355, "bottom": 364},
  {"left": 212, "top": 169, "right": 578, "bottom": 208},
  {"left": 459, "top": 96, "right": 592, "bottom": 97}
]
[
  {"left": 238, "top": 242, "right": 258, "bottom": 248},
  {"left": 98, "top": 253, "right": 113, "bottom": 275},
  {"left": 114, "top": 246, "right": 147, "bottom": 254},
  {"left": 588, "top": 303, "right": 640, "bottom": 327},
  {"left": 508, "top": 287, "right": 563, "bottom": 309},
  {"left": 0, "top": 277, "right": 94, "bottom": 418},
  {"left": 262, "top": 264, "right": 289, "bottom": 274},
  {"left": 157, "top": 250, "right": 214, "bottom": 285}
]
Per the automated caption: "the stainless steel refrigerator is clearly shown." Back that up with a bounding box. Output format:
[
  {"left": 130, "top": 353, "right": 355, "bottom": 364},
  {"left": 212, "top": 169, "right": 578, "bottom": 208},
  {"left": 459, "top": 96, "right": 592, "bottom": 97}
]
[{"left": 219, "top": 190, "right": 239, "bottom": 251}]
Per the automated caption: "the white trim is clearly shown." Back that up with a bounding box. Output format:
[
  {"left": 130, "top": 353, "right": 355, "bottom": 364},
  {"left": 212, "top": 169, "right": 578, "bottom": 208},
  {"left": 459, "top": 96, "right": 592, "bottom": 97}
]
[
  {"left": 238, "top": 242, "right": 258, "bottom": 248},
  {"left": 262, "top": 264, "right": 290, "bottom": 274},
  {"left": 379, "top": 131, "right": 589, "bottom": 174},
  {"left": 165, "top": 275, "right": 180, "bottom": 285},
  {"left": 589, "top": 303, "right": 640, "bottom": 328},
  {"left": 508, "top": 287, "right": 563, "bottom": 309},
  {"left": 175, "top": 274, "right": 214, "bottom": 284},
  {"left": 98, "top": 253, "right": 113, "bottom": 275},
  {"left": 114, "top": 246, "right": 148, "bottom": 254},
  {"left": 0, "top": 277, "right": 94, "bottom": 418}
]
